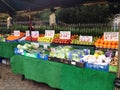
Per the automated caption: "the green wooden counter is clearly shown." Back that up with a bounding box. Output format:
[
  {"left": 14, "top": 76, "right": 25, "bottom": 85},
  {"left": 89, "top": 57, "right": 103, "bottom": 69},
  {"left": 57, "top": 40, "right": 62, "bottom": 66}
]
[
  {"left": 0, "top": 42, "right": 24, "bottom": 58},
  {"left": 10, "top": 55, "right": 116, "bottom": 90}
]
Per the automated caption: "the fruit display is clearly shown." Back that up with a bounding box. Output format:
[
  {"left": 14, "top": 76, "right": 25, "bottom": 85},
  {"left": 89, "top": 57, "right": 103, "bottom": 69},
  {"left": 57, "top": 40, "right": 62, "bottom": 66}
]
[
  {"left": 6, "top": 32, "right": 25, "bottom": 41},
  {"left": 25, "top": 36, "right": 38, "bottom": 42},
  {"left": 4, "top": 31, "right": 117, "bottom": 71},
  {"left": 54, "top": 33, "right": 60, "bottom": 37},
  {"left": 37, "top": 37, "right": 53, "bottom": 43},
  {"left": 37, "top": 33, "right": 60, "bottom": 43},
  {"left": 25, "top": 34, "right": 45, "bottom": 42},
  {"left": 71, "top": 36, "right": 98, "bottom": 45},
  {"left": 39, "top": 34, "right": 45, "bottom": 37},
  {"left": 53, "top": 37, "right": 71, "bottom": 44},
  {"left": 94, "top": 36, "right": 118, "bottom": 49},
  {"left": 52, "top": 35, "right": 78, "bottom": 44},
  {"left": 93, "top": 50, "right": 104, "bottom": 58}
]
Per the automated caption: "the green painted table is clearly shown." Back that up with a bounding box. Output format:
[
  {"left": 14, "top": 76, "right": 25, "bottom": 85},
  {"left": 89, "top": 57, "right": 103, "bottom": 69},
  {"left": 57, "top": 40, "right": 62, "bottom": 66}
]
[
  {"left": 10, "top": 55, "right": 116, "bottom": 90},
  {"left": 0, "top": 42, "right": 24, "bottom": 58}
]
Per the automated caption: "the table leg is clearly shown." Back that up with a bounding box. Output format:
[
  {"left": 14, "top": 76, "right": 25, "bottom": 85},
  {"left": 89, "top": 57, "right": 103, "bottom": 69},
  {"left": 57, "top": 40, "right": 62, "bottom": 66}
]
[
  {"left": 0, "top": 63, "right": 2, "bottom": 79},
  {"left": 21, "top": 74, "right": 25, "bottom": 81}
]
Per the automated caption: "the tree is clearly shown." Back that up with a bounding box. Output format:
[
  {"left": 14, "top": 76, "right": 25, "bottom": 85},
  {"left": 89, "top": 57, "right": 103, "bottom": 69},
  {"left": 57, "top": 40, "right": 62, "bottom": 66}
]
[{"left": 57, "top": 3, "right": 120, "bottom": 23}]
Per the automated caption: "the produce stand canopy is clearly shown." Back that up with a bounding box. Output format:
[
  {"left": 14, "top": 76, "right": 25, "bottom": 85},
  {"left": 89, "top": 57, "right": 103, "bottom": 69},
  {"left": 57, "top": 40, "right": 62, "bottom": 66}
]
[{"left": 0, "top": 0, "right": 117, "bottom": 14}]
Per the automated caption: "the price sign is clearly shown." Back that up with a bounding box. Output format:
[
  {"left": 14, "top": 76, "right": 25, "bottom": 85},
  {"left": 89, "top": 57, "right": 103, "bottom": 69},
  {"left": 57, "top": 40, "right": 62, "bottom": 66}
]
[
  {"left": 14, "top": 30, "right": 20, "bottom": 36},
  {"left": 50, "top": 48, "right": 56, "bottom": 53},
  {"left": 31, "top": 31, "right": 39, "bottom": 38},
  {"left": 45, "top": 30, "right": 55, "bottom": 38},
  {"left": 60, "top": 31, "right": 71, "bottom": 39},
  {"left": 104, "top": 32, "right": 119, "bottom": 41},
  {"left": 79, "top": 35, "right": 93, "bottom": 42},
  {"left": 71, "top": 61, "right": 76, "bottom": 65},
  {"left": 44, "top": 45, "right": 48, "bottom": 49},
  {"left": 26, "top": 30, "right": 30, "bottom": 36}
]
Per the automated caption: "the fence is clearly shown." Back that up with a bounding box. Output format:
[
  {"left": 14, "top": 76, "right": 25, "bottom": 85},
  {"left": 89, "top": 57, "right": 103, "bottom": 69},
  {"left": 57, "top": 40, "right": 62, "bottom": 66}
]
[{"left": 0, "top": 20, "right": 119, "bottom": 36}]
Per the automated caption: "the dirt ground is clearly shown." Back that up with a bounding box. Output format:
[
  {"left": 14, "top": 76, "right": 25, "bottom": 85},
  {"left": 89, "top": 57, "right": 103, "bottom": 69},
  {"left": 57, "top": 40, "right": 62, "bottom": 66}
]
[{"left": 0, "top": 63, "right": 59, "bottom": 90}]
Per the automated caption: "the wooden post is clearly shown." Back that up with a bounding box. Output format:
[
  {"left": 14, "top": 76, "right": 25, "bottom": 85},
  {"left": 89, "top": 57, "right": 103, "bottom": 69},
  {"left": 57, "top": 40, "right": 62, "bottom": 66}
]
[
  {"left": 115, "top": 23, "right": 120, "bottom": 90},
  {"left": 28, "top": 9, "right": 32, "bottom": 41},
  {"left": 0, "top": 62, "right": 1, "bottom": 79}
]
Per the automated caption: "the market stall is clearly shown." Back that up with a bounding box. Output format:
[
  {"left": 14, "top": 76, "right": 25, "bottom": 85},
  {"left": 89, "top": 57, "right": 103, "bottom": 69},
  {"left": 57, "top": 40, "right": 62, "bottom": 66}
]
[
  {"left": 0, "top": 24, "right": 119, "bottom": 89},
  {"left": 11, "top": 55, "right": 116, "bottom": 90},
  {"left": 0, "top": 0, "right": 119, "bottom": 90}
]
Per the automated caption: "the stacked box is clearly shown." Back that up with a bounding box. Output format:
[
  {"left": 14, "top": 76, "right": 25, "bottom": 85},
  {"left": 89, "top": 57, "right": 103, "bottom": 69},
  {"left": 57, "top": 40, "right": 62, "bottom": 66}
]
[
  {"left": 14, "top": 48, "right": 48, "bottom": 60},
  {"left": 109, "top": 65, "right": 117, "bottom": 73},
  {"left": 85, "top": 62, "right": 109, "bottom": 72}
]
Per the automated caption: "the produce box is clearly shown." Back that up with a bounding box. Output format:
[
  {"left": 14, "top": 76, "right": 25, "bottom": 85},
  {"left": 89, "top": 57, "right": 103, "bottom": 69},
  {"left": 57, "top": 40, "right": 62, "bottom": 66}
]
[
  {"left": 49, "top": 57, "right": 85, "bottom": 68},
  {"left": 49, "top": 57, "right": 71, "bottom": 64},
  {"left": 23, "top": 51, "right": 48, "bottom": 60},
  {"left": 49, "top": 57, "right": 60, "bottom": 62},
  {"left": 38, "top": 53, "right": 48, "bottom": 60},
  {"left": 14, "top": 48, "right": 24, "bottom": 55},
  {"left": 49, "top": 57, "right": 64, "bottom": 62},
  {"left": 109, "top": 65, "right": 117, "bottom": 73},
  {"left": 85, "top": 62, "right": 109, "bottom": 72},
  {"left": 23, "top": 51, "right": 39, "bottom": 59},
  {"left": 76, "top": 61, "right": 85, "bottom": 67},
  {"left": 14, "top": 48, "right": 48, "bottom": 60},
  {"left": 59, "top": 58, "right": 71, "bottom": 64},
  {"left": 6, "top": 39, "right": 19, "bottom": 42}
]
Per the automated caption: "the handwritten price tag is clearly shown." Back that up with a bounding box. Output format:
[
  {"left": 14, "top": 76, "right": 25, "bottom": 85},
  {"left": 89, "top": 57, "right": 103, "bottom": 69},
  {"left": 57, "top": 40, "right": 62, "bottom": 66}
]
[
  {"left": 45, "top": 30, "right": 55, "bottom": 38},
  {"left": 14, "top": 30, "right": 20, "bottom": 36},
  {"left": 104, "top": 32, "right": 119, "bottom": 41},
  {"left": 26, "top": 31, "right": 30, "bottom": 36},
  {"left": 31, "top": 31, "right": 39, "bottom": 38},
  {"left": 60, "top": 31, "right": 71, "bottom": 39},
  {"left": 79, "top": 36, "right": 93, "bottom": 42}
]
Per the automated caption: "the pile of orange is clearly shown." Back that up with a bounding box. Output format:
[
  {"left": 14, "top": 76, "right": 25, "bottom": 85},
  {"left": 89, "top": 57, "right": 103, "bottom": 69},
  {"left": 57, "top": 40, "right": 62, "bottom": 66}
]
[
  {"left": 6, "top": 32, "right": 25, "bottom": 41},
  {"left": 94, "top": 36, "right": 118, "bottom": 49}
]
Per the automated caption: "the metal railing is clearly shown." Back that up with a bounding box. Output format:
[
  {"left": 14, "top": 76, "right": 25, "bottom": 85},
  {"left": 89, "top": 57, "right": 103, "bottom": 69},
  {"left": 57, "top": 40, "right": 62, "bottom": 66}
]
[{"left": 0, "top": 20, "right": 119, "bottom": 36}]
